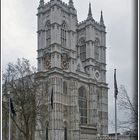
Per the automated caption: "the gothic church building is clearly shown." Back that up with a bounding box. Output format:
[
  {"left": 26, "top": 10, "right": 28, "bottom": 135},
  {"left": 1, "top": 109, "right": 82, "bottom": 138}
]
[{"left": 36, "top": 0, "right": 108, "bottom": 139}]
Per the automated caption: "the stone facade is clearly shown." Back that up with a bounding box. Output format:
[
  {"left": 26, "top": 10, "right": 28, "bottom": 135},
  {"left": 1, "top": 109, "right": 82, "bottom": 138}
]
[{"left": 35, "top": 0, "right": 108, "bottom": 139}]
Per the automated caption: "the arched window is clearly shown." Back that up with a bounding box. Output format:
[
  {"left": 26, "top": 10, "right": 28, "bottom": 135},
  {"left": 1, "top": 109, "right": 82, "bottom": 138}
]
[
  {"left": 63, "top": 81, "right": 67, "bottom": 94},
  {"left": 64, "top": 127, "right": 67, "bottom": 140},
  {"left": 63, "top": 121, "right": 68, "bottom": 140},
  {"left": 45, "top": 21, "right": 51, "bottom": 48},
  {"left": 46, "top": 127, "right": 48, "bottom": 140},
  {"left": 61, "top": 22, "right": 67, "bottom": 47},
  {"left": 79, "top": 38, "right": 86, "bottom": 61},
  {"left": 78, "top": 86, "right": 87, "bottom": 124},
  {"left": 94, "top": 38, "right": 100, "bottom": 60},
  {"left": 45, "top": 121, "right": 49, "bottom": 140}
]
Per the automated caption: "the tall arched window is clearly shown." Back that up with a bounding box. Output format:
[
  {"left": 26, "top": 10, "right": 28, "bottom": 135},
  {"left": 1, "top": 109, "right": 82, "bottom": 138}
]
[
  {"left": 64, "top": 121, "right": 68, "bottom": 140},
  {"left": 94, "top": 38, "right": 100, "bottom": 60},
  {"left": 46, "top": 127, "right": 48, "bottom": 140},
  {"left": 78, "top": 86, "right": 87, "bottom": 124},
  {"left": 61, "top": 22, "right": 67, "bottom": 47},
  {"left": 79, "top": 38, "right": 86, "bottom": 61},
  {"left": 45, "top": 21, "right": 51, "bottom": 48},
  {"left": 64, "top": 127, "right": 67, "bottom": 140},
  {"left": 45, "top": 121, "right": 49, "bottom": 140},
  {"left": 63, "top": 81, "right": 67, "bottom": 94}
]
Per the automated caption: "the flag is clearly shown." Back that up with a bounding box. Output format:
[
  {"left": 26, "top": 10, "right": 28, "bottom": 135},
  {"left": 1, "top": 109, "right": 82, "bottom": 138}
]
[
  {"left": 114, "top": 69, "right": 118, "bottom": 99},
  {"left": 10, "top": 98, "right": 16, "bottom": 116},
  {"left": 51, "top": 88, "right": 53, "bottom": 109}
]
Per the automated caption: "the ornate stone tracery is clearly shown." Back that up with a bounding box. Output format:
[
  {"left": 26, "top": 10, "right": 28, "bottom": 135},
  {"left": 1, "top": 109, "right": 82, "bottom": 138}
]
[
  {"left": 36, "top": 0, "right": 108, "bottom": 139},
  {"left": 61, "top": 53, "right": 70, "bottom": 70},
  {"left": 43, "top": 53, "right": 51, "bottom": 70}
]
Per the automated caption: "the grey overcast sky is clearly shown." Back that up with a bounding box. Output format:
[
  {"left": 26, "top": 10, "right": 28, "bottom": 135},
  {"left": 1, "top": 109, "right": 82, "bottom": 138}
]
[{"left": 2, "top": 0, "right": 135, "bottom": 133}]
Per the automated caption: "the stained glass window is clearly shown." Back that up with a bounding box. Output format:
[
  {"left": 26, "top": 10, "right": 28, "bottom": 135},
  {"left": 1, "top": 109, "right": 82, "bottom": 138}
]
[{"left": 78, "top": 86, "right": 87, "bottom": 124}]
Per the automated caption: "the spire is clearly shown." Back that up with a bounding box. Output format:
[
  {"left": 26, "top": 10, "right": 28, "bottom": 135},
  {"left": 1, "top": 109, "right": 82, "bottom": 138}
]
[
  {"left": 69, "top": 0, "right": 74, "bottom": 8},
  {"left": 100, "top": 10, "right": 104, "bottom": 25},
  {"left": 69, "top": 0, "right": 73, "bottom": 4},
  {"left": 87, "top": 3, "right": 93, "bottom": 20},
  {"left": 39, "top": 0, "right": 44, "bottom": 7}
]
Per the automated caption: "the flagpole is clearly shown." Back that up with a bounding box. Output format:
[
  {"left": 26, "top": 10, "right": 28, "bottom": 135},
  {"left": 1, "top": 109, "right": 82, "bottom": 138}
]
[
  {"left": 8, "top": 91, "right": 11, "bottom": 140},
  {"left": 55, "top": 79, "right": 56, "bottom": 140},
  {"left": 115, "top": 95, "right": 117, "bottom": 140},
  {"left": 52, "top": 87, "right": 53, "bottom": 140},
  {"left": 114, "top": 69, "right": 118, "bottom": 140},
  {"left": 53, "top": 85, "right": 54, "bottom": 140},
  {"left": 52, "top": 87, "right": 54, "bottom": 140}
]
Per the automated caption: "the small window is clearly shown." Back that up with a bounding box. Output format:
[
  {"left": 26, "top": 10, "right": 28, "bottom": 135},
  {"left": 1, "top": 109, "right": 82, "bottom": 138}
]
[
  {"left": 46, "top": 127, "right": 48, "bottom": 140},
  {"left": 95, "top": 46, "right": 99, "bottom": 60},
  {"left": 95, "top": 38, "right": 100, "bottom": 46},
  {"left": 79, "top": 38, "right": 86, "bottom": 61},
  {"left": 63, "top": 81, "right": 67, "bottom": 94},
  {"left": 64, "top": 127, "right": 67, "bottom": 140},
  {"left": 45, "top": 21, "right": 51, "bottom": 48},
  {"left": 61, "top": 22, "right": 67, "bottom": 47},
  {"left": 94, "top": 38, "right": 100, "bottom": 60},
  {"left": 78, "top": 86, "right": 87, "bottom": 124}
]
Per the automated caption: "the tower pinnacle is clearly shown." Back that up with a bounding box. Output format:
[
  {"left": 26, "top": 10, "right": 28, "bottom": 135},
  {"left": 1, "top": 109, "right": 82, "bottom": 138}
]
[
  {"left": 69, "top": 0, "right": 74, "bottom": 8},
  {"left": 39, "top": 0, "right": 44, "bottom": 7},
  {"left": 100, "top": 10, "right": 104, "bottom": 25},
  {"left": 87, "top": 3, "right": 93, "bottom": 20}
]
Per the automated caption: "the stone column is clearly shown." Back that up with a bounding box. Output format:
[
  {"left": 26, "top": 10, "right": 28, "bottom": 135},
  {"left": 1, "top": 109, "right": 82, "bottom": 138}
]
[
  {"left": 89, "top": 84, "right": 97, "bottom": 126},
  {"left": 69, "top": 80, "right": 80, "bottom": 140}
]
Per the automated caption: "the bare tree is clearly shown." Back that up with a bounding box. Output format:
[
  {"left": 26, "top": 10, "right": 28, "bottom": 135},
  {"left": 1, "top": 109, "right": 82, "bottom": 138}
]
[
  {"left": 108, "top": 85, "right": 138, "bottom": 135},
  {"left": 2, "top": 58, "right": 46, "bottom": 140},
  {"left": 117, "top": 85, "right": 138, "bottom": 133}
]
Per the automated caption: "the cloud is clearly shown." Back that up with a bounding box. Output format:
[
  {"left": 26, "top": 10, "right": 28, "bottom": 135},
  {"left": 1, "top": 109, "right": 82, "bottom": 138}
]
[
  {"left": 2, "top": 0, "right": 38, "bottom": 70},
  {"left": 2, "top": 0, "right": 135, "bottom": 133}
]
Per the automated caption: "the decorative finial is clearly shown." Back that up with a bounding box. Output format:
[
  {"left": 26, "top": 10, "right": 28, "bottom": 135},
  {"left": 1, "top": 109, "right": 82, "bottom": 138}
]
[
  {"left": 87, "top": 3, "right": 93, "bottom": 20},
  {"left": 69, "top": 0, "right": 74, "bottom": 8},
  {"left": 100, "top": 10, "right": 104, "bottom": 25},
  {"left": 39, "top": 0, "right": 44, "bottom": 7},
  {"left": 69, "top": 0, "right": 73, "bottom": 4}
]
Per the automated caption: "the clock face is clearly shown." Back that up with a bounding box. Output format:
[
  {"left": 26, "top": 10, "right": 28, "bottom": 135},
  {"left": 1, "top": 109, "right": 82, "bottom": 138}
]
[
  {"left": 45, "top": 60, "right": 51, "bottom": 69},
  {"left": 61, "top": 60, "right": 69, "bottom": 69},
  {"left": 43, "top": 53, "right": 51, "bottom": 70},
  {"left": 61, "top": 53, "right": 69, "bottom": 70},
  {"left": 95, "top": 70, "right": 100, "bottom": 80}
]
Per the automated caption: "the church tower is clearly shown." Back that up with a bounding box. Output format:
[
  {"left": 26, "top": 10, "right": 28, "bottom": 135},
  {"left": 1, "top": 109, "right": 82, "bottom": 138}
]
[
  {"left": 37, "top": 0, "right": 77, "bottom": 72},
  {"left": 36, "top": 0, "right": 108, "bottom": 139}
]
